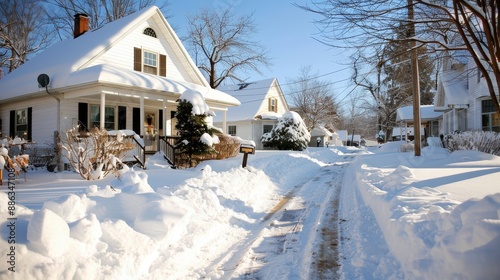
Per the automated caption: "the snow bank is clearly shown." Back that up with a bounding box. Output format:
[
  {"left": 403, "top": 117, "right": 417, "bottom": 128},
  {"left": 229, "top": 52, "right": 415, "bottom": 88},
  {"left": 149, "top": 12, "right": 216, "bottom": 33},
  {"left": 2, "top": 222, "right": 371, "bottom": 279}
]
[{"left": 342, "top": 146, "right": 500, "bottom": 279}]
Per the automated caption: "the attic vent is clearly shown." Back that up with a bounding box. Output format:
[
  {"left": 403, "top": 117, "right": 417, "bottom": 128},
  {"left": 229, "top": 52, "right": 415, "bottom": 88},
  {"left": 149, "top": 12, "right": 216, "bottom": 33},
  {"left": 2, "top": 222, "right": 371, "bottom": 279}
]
[
  {"left": 143, "top": 27, "right": 157, "bottom": 38},
  {"left": 238, "top": 83, "right": 252, "bottom": 90}
]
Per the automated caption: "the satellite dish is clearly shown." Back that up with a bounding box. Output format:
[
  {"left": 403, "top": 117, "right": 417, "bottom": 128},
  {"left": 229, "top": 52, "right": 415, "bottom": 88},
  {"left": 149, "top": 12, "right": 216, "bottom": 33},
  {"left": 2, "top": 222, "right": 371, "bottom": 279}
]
[{"left": 37, "top": 74, "right": 50, "bottom": 88}]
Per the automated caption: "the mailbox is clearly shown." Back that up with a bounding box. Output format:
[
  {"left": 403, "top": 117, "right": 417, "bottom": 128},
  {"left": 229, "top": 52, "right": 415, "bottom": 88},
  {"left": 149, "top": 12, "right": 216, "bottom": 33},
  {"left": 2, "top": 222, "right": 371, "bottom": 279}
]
[
  {"left": 239, "top": 144, "right": 255, "bottom": 155},
  {"left": 239, "top": 144, "right": 255, "bottom": 167}
]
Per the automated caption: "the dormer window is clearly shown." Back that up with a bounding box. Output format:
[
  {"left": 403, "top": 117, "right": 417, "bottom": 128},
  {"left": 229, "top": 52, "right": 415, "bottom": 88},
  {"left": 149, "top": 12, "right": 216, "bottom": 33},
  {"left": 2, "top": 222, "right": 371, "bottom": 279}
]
[
  {"left": 268, "top": 97, "right": 277, "bottom": 112},
  {"left": 134, "top": 47, "right": 166, "bottom": 77},
  {"left": 143, "top": 27, "right": 157, "bottom": 38}
]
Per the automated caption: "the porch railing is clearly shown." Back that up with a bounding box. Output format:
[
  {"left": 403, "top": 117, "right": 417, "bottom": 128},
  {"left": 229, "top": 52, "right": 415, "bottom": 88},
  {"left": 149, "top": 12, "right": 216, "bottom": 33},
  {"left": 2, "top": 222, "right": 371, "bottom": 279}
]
[
  {"left": 159, "top": 136, "right": 179, "bottom": 167},
  {"left": 131, "top": 136, "right": 146, "bottom": 169}
]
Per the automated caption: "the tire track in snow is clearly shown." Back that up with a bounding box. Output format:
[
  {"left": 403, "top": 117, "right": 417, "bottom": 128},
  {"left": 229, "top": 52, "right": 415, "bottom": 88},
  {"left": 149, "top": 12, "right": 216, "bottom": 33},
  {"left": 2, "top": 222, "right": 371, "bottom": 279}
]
[{"left": 205, "top": 160, "right": 352, "bottom": 279}]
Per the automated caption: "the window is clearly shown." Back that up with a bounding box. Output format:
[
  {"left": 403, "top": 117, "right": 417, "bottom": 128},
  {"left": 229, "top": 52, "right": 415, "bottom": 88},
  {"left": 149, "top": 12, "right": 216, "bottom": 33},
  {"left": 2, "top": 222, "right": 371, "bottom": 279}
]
[
  {"left": 268, "top": 98, "right": 277, "bottom": 112},
  {"left": 143, "top": 27, "right": 157, "bottom": 38},
  {"left": 134, "top": 47, "right": 167, "bottom": 77},
  {"left": 481, "top": 99, "right": 500, "bottom": 132},
  {"left": 263, "top": 124, "right": 273, "bottom": 134},
  {"left": 143, "top": 50, "right": 158, "bottom": 74},
  {"left": 90, "top": 105, "right": 115, "bottom": 130},
  {"left": 228, "top": 125, "right": 237, "bottom": 136},
  {"left": 15, "top": 108, "right": 28, "bottom": 138}
]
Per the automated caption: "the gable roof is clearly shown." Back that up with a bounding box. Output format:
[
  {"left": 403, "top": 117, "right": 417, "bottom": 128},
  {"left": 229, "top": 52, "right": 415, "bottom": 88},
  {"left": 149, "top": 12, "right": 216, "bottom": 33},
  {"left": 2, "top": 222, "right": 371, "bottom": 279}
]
[
  {"left": 434, "top": 68, "right": 469, "bottom": 111},
  {"left": 215, "top": 78, "right": 288, "bottom": 121},
  {"left": 396, "top": 105, "right": 443, "bottom": 122},
  {"left": 0, "top": 6, "right": 239, "bottom": 106}
]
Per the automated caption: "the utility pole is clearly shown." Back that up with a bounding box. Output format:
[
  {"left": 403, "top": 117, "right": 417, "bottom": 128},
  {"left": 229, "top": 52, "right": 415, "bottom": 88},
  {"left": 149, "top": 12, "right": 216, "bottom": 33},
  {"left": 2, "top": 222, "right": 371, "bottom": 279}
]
[{"left": 408, "top": 0, "right": 421, "bottom": 156}]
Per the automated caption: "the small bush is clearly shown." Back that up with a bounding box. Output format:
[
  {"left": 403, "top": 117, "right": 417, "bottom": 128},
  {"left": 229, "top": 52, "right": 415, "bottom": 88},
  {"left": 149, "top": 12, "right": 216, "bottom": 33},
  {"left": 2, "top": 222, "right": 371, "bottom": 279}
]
[
  {"left": 444, "top": 130, "right": 500, "bottom": 156},
  {"left": 175, "top": 133, "right": 241, "bottom": 168},
  {"left": 399, "top": 142, "right": 414, "bottom": 152},
  {"left": 59, "top": 127, "right": 134, "bottom": 180}
]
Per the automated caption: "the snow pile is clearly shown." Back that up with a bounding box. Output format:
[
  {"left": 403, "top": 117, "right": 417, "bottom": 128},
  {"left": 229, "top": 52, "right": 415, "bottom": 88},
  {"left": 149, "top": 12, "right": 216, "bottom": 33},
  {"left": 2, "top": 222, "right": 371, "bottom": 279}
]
[
  {"left": 340, "top": 145, "right": 500, "bottom": 279},
  {"left": 0, "top": 145, "right": 499, "bottom": 279},
  {"left": 179, "top": 89, "right": 212, "bottom": 116}
]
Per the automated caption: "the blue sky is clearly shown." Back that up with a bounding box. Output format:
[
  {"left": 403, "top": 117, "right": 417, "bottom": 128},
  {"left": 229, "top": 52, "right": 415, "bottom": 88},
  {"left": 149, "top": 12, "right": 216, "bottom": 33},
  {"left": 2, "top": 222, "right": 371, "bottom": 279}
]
[{"left": 166, "top": 0, "right": 354, "bottom": 107}]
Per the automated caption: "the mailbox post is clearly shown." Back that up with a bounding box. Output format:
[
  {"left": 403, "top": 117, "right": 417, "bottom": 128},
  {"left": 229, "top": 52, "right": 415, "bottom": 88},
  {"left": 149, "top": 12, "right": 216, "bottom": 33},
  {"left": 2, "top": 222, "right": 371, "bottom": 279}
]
[{"left": 239, "top": 144, "right": 255, "bottom": 168}]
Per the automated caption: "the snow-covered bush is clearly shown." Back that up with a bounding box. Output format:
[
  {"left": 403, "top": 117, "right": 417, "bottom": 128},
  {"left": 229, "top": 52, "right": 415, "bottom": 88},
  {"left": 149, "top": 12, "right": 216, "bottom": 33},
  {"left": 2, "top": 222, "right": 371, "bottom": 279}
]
[
  {"left": 445, "top": 130, "right": 500, "bottom": 156},
  {"left": 59, "top": 127, "right": 134, "bottom": 180},
  {"left": 399, "top": 142, "right": 414, "bottom": 152},
  {"left": 175, "top": 91, "right": 217, "bottom": 167},
  {"left": 261, "top": 111, "right": 311, "bottom": 151}
]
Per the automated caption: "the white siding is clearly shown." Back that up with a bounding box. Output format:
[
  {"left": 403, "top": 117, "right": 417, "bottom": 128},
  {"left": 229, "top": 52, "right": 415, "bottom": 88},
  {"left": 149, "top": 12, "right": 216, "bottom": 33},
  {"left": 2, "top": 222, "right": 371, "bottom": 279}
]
[
  {"left": 87, "top": 19, "right": 194, "bottom": 84},
  {"left": 0, "top": 96, "right": 57, "bottom": 146}
]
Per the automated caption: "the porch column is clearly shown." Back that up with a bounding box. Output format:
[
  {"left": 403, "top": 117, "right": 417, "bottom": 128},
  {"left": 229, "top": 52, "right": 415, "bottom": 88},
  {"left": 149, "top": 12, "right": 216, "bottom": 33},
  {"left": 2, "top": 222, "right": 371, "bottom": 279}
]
[
  {"left": 100, "top": 92, "right": 105, "bottom": 130},
  {"left": 163, "top": 99, "right": 167, "bottom": 136},
  {"left": 223, "top": 110, "right": 227, "bottom": 134},
  {"left": 140, "top": 96, "right": 145, "bottom": 135}
]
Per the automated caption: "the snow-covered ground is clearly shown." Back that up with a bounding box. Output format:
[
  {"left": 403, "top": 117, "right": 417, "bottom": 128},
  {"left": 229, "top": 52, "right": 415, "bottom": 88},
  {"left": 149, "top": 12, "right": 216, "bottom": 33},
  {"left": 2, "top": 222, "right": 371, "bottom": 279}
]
[{"left": 1, "top": 142, "right": 499, "bottom": 279}]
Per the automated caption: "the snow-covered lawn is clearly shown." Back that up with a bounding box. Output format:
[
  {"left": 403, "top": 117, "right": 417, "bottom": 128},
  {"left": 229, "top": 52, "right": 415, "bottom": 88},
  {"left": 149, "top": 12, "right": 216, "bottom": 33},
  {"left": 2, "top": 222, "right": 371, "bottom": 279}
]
[{"left": 1, "top": 143, "right": 499, "bottom": 279}]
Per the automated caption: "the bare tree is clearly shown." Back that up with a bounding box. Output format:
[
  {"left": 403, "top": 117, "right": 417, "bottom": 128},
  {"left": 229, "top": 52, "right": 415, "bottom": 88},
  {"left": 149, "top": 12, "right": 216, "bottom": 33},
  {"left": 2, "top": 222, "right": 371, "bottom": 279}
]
[
  {"left": 288, "top": 66, "right": 339, "bottom": 131},
  {"left": 0, "top": 0, "right": 53, "bottom": 74},
  {"left": 297, "top": 0, "right": 500, "bottom": 113},
  {"left": 43, "top": 0, "right": 169, "bottom": 40},
  {"left": 185, "top": 7, "right": 270, "bottom": 89}
]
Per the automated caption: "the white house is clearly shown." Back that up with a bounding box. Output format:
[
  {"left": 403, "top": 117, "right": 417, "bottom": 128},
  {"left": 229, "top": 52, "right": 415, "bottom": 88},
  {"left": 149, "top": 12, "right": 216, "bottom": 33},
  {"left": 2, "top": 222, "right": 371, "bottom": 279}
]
[
  {"left": 396, "top": 105, "right": 443, "bottom": 141},
  {"left": 214, "top": 78, "right": 289, "bottom": 150},
  {"left": 0, "top": 6, "right": 240, "bottom": 151},
  {"left": 434, "top": 51, "right": 500, "bottom": 134},
  {"left": 309, "top": 126, "right": 341, "bottom": 147}
]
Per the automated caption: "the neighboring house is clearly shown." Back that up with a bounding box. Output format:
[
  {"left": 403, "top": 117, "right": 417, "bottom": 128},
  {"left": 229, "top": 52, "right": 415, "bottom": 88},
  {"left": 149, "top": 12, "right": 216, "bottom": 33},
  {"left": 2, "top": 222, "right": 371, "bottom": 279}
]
[
  {"left": 0, "top": 6, "right": 240, "bottom": 152},
  {"left": 337, "top": 130, "right": 348, "bottom": 146},
  {"left": 396, "top": 105, "right": 443, "bottom": 142},
  {"left": 214, "top": 78, "right": 289, "bottom": 150},
  {"left": 434, "top": 51, "right": 500, "bottom": 134},
  {"left": 391, "top": 127, "right": 426, "bottom": 142},
  {"left": 309, "top": 126, "right": 341, "bottom": 147}
]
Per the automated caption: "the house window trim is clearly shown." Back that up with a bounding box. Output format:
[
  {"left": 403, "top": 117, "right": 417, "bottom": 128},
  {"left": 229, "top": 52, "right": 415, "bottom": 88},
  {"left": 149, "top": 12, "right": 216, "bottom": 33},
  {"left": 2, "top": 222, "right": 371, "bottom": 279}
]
[
  {"left": 481, "top": 99, "right": 500, "bottom": 132},
  {"left": 90, "top": 105, "right": 116, "bottom": 130},
  {"left": 263, "top": 124, "right": 274, "bottom": 134},
  {"left": 143, "top": 49, "right": 159, "bottom": 75},
  {"left": 268, "top": 97, "right": 277, "bottom": 113},
  {"left": 15, "top": 108, "right": 28, "bottom": 138},
  {"left": 228, "top": 125, "right": 237, "bottom": 136}
]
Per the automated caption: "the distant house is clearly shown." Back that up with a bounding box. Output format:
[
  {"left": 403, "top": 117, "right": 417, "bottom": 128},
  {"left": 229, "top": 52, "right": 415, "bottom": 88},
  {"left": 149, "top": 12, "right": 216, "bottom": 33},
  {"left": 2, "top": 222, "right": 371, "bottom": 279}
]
[
  {"left": 434, "top": 51, "right": 500, "bottom": 133},
  {"left": 391, "top": 127, "right": 426, "bottom": 142},
  {"left": 337, "top": 130, "right": 348, "bottom": 146},
  {"left": 0, "top": 6, "right": 239, "bottom": 152},
  {"left": 309, "top": 126, "right": 341, "bottom": 147},
  {"left": 214, "top": 78, "right": 289, "bottom": 150},
  {"left": 396, "top": 105, "right": 443, "bottom": 141}
]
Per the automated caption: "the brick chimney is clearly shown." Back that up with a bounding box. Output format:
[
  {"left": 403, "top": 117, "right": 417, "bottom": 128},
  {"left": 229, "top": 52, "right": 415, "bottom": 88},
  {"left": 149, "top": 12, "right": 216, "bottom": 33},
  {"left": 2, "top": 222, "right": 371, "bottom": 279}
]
[{"left": 74, "top": 13, "right": 89, "bottom": 38}]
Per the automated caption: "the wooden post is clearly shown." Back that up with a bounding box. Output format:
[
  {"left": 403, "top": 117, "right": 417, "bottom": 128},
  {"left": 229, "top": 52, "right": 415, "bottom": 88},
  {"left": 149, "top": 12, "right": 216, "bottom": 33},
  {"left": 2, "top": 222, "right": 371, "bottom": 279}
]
[
  {"left": 408, "top": 0, "right": 421, "bottom": 156},
  {"left": 0, "top": 169, "right": 2, "bottom": 185},
  {"left": 242, "top": 153, "right": 249, "bottom": 168}
]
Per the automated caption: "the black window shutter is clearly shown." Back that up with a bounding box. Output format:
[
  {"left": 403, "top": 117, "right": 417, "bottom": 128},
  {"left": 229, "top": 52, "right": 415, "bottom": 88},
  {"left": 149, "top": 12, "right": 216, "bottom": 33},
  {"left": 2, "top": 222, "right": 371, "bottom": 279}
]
[
  {"left": 134, "top": 48, "right": 142, "bottom": 72},
  {"left": 118, "top": 106, "right": 126, "bottom": 129},
  {"left": 78, "top": 102, "right": 88, "bottom": 131},
  {"left": 27, "top": 107, "right": 32, "bottom": 141},
  {"left": 133, "top": 107, "right": 140, "bottom": 135},
  {"left": 160, "top": 54, "right": 166, "bottom": 77},
  {"left": 9, "top": 110, "right": 15, "bottom": 137},
  {"left": 158, "top": 109, "right": 163, "bottom": 130}
]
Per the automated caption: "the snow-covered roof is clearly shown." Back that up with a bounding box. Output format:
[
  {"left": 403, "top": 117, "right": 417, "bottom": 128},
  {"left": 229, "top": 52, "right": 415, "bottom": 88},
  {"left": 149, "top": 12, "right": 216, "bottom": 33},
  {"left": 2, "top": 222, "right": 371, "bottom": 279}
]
[
  {"left": 215, "top": 78, "right": 285, "bottom": 121},
  {"left": 311, "top": 127, "right": 333, "bottom": 137},
  {"left": 434, "top": 69, "right": 469, "bottom": 111},
  {"left": 396, "top": 105, "right": 443, "bottom": 122},
  {"left": 337, "top": 130, "right": 348, "bottom": 141},
  {"left": 0, "top": 6, "right": 239, "bottom": 106}
]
